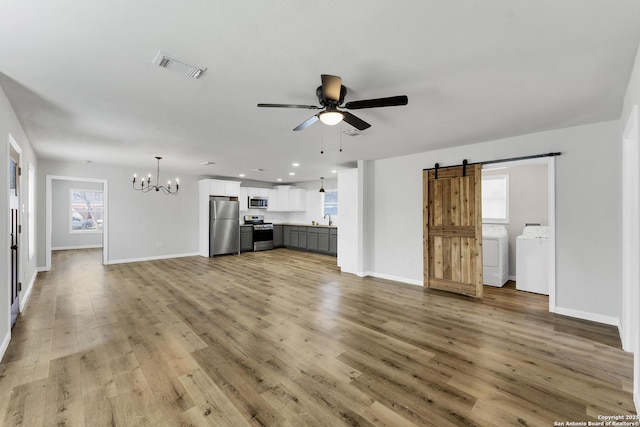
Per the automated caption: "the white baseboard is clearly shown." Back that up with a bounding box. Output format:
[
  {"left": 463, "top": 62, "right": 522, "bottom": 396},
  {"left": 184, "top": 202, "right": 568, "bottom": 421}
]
[
  {"left": 508, "top": 275, "right": 517, "bottom": 281},
  {"left": 555, "top": 306, "right": 619, "bottom": 326},
  {"left": 0, "top": 330, "right": 10, "bottom": 363},
  {"left": 635, "top": 394, "right": 640, "bottom": 420},
  {"left": 359, "top": 271, "right": 424, "bottom": 287},
  {"left": 19, "top": 270, "right": 38, "bottom": 312},
  {"left": 106, "top": 252, "right": 200, "bottom": 265},
  {"left": 52, "top": 245, "right": 103, "bottom": 250},
  {"left": 36, "top": 266, "right": 49, "bottom": 273}
]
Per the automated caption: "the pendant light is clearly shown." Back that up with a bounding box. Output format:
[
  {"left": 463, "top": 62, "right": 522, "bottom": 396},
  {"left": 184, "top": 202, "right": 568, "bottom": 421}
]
[
  {"left": 132, "top": 156, "right": 179, "bottom": 195},
  {"left": 319, "top": 177, "right": 325, "bottom": 193}
]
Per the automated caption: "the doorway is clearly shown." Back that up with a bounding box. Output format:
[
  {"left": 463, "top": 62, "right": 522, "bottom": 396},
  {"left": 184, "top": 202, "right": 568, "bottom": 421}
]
[
  {"left": 45, "top": 175, "right": 109, "bottom": 270},
  {"left": 481, "top": 157, "right": 556, "bottom": 312},
  {"left": 422, "top": 156, "right": 556, "bottom": 311},
  {"left": 8, "top": 142, "right": 20, "bottom": 327}
]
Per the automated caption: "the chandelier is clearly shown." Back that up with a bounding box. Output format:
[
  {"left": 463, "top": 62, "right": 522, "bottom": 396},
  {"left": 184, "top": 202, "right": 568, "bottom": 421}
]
[{"left": 132, "top": 156, "right": 179, "bottom": 195}]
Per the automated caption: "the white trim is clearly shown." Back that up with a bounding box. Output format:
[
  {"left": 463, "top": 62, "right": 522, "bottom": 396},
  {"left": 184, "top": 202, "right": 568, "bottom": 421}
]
[
  {"left": 508, "top": 275, "right": 517, "bottom": 281},
  {"left": 621, "top": 104, "right": 639, "bottom": 353},
  {"left": 46, "top": 175, "right": 109, "bottom": 270},
  {"left": 18, "top": 269, "right": 37, "bottom": 312},
  {"left": 106, "top": 252, "right": 200, "bottom": 265},
  {"left": 7, "top": 133, "right": 22, "bottom": 333},
  {"left": 366, "top": 271, "right": 424, "bottom": 287},
  {"left": 36, "top": 266, "right": 49, "bottom": 273},
  {"left": 555, "top": 306, "right": 619, "bottom": 326},
  {"left": 52, "top": 245, "right": 103, "bottom": 251},
  {"left": 0, "top": 330, "right": 10, "bottom": 362}
]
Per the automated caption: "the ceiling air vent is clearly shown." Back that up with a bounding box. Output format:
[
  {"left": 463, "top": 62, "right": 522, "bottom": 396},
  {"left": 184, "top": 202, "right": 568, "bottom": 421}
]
[
  {"left": 153, "top": 51, "right": 206, "bottom": 79},
  {"left": 342, "top": 129, "right": 364, "bottom": 137}
]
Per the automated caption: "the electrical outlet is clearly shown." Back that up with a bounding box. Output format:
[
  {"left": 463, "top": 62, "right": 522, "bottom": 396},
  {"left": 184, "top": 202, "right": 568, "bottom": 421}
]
[{"left": 156, "top": 241, "right": 164, "bottom": 248}]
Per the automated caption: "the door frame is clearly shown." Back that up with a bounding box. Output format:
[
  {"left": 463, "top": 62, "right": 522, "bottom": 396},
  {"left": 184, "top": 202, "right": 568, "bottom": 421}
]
[
  {"left": 45, "top": 175, "right": 109, "bottom": 270},
  {"left": 481, "top": 156, "right": 556, "bottom": 312},
  {"left": 7, "top": 134, "right": 22, "bottom": 328},
  {"left": 621, "top": 105, "right": 639, "bottom": 411}
]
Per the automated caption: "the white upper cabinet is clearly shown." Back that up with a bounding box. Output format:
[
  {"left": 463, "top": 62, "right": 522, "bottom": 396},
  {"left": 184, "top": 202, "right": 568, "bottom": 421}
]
[
  {"left": 239, "top": 187, "right": 248, "bottom": 211},
  {"left": 274, "top": 185, "right": 290, "bottom": 211},
  {"left": 289, "top": 188, "right": 306, "bottom": 211},
  {"left": 206, "top": 179, "right": 241, "bottom": 197},
  {"left": 247, "top": 187, "right": 270, "bottom": 197},
  {"left": 267, "top": 189, "right": 279, "bottom": 211}
]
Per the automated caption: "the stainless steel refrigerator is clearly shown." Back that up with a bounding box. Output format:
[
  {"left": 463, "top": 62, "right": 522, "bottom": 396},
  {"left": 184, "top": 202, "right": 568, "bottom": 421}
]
[{"left": 209, "top": 197, "right": 240, "bottom": 256}]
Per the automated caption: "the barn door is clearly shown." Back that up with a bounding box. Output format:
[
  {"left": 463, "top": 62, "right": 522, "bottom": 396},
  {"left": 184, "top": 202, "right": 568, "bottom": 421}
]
[{"left": 423, "top": 164, "right": 483, "bottom": 297}]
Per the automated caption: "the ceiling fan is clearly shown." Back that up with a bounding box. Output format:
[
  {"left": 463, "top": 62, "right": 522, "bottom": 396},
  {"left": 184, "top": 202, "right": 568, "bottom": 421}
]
[{"left": 257, "top": 74, "right": 408, "bottom": 131}]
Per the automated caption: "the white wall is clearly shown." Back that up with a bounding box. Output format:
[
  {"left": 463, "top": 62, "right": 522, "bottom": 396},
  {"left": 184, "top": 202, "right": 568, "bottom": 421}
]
[
  {"left": 0, "top": 85, "right": 38, "bottom": 360},
  {"left": 37, "top": 160, "right": 200, "bottom": 266},
  {"left": 51, "top": 179, "right": 103, "bottom": 249},
  {"left": 368, "top": 120, "right": 621, "bottom": 322},
  {"left": 620, "top": 38, "right": 640, "bottom": 413}
]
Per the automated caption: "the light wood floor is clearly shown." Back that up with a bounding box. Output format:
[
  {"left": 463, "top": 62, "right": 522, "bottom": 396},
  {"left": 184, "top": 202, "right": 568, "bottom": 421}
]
[{"left": 0, "top": 249, "right": 634, "bottom": 426}]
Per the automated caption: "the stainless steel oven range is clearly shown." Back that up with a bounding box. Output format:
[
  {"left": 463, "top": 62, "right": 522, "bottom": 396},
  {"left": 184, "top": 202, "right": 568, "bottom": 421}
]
[{"left": 243, "top": 215, "right": 273, "bottom": 251}]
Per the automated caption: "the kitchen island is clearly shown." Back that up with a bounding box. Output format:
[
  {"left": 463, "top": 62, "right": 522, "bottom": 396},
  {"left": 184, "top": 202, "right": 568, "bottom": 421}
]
[{"left": 274, "top": 224, "right": 337, "bottom": 256}]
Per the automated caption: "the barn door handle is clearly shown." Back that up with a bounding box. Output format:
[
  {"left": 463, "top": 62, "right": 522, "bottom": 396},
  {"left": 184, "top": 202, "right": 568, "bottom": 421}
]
[{"left": 11, "top": 245, "right": 17, "bottom": 250}]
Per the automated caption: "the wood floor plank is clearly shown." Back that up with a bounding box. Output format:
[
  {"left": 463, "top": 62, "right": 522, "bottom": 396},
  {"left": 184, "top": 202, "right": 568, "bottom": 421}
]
[{"left": 0, "top": 248, "right": 634, "bottom": 426}]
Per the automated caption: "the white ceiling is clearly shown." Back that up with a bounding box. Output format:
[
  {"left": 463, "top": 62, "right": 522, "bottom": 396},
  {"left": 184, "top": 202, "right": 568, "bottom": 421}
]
[{"left": 2, "top": 1, "right": 640, "bottom": 183}]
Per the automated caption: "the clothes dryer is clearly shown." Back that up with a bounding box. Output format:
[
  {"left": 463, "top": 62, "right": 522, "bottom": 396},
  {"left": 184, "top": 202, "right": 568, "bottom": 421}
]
[{"left": 482, "top": 224, "right": 509, "bottom": 287}]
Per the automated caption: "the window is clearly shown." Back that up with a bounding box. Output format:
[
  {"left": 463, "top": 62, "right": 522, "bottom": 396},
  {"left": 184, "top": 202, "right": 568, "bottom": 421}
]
[
  {"left": 28, "top": 163, "right": 35, "bottom": 260},
  {"left": 322, "top": 190, "right": 338, "bottom": 217},
  {"left": 482, "top": 175, "right": 508, "bottom": 223},
  {"left": 70, "top": 189, "right": 103, "bottom": 233}
]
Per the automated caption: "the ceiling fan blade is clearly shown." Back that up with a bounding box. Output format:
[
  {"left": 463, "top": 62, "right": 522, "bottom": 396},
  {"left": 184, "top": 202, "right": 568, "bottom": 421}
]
[
  {"left": 293, "top": 115, "right": 319, "bottom": 131},
  {"left": 344, "top": 95, "right": 408, "bottom": 110},
  {"left": 341, "top": 111, "right": 371, "bottom": 131},
  {"left": 257, "top": 103, "right": 320, "bottom": 109},
  {"left": 321, "top": 74, "right": 342, "bottom": 102}
]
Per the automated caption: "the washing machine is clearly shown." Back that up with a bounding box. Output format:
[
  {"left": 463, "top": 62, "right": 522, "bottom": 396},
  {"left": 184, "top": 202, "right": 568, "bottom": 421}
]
[
  {"left": 516, "top": 226, "right": 550, "bottom": 294},
  {"left": 482, "top": 224, "right": 509, "bottom": 287}
]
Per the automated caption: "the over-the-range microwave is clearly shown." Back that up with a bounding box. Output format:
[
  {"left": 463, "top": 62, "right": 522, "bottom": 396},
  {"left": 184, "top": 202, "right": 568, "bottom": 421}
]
[{"left": 248, "top": 196, "right": 268, "bottom": 209}]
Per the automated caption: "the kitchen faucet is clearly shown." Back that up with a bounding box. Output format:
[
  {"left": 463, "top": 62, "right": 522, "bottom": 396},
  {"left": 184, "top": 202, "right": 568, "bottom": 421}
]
[{"left": 324, "top": 213, "right": 332, "bottom": 226}]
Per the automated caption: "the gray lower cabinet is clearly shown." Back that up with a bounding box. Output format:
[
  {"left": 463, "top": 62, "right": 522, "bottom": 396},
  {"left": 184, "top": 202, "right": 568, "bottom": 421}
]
[
  {"left": 308, "top": 228, "right": 329, "bottom": 253},
  {"left": 283, "top": 225, "right": 291, "bottom": 246},
  {"left": 329, "top": 229, "right": 337, "bottom": 255},
  {"left": 240, "top": 226, "right": 253, "bottom": 252},
  {"left": 317, "top": 228, "right": 330, "bottom": 253},
  {"left": 283, "top": 225, "right": 336, "bottom": 256},
  {"left": 273, "top": 225, "right": 283, "bottom": 247},
  {"left": 298, "top": 226, "right": 307, "bottom": 249}
]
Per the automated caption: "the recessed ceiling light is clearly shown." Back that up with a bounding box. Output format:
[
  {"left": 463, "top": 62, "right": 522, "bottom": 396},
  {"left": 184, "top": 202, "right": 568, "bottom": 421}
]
[
  {"left": 201, "top": 161, "right": 215, "bottom": 166},
  {"left": 82, "top": 160, "right": 92, "bottom": 164},
  {"left": 289, "top": 172, "right": 295, "bottom": 176},
  {"left": 277, "top": 178, "right": 283, "bottom": 182},
  {"left": 292, "top": 163, "right": 300, "bottom": 167},
  {"left": 239, "top": 174, "right": 245, "bottom": 177},
  {"left": 331, "top": 170, "right": 337, "bottom": 173}
]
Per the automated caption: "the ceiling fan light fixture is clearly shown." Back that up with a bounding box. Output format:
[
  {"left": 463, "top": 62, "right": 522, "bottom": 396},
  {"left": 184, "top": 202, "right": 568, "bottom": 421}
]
[{"left": 319, "top": 110, "right": 344, "bottom": 126}]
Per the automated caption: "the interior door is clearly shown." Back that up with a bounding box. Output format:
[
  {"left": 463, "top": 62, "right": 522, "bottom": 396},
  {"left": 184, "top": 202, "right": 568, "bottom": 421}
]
[
  {"left": 423, "top": 164, "right": 483, "bottom": 297},
  {"left": 9, "top": 152, "right": 20, "bottom": 326}
]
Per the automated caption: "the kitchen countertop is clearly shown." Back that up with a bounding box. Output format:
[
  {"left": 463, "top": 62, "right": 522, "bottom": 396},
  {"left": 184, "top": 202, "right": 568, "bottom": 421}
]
[{"left": 273, "top": 223, "right": 337, "bottom": 229}]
